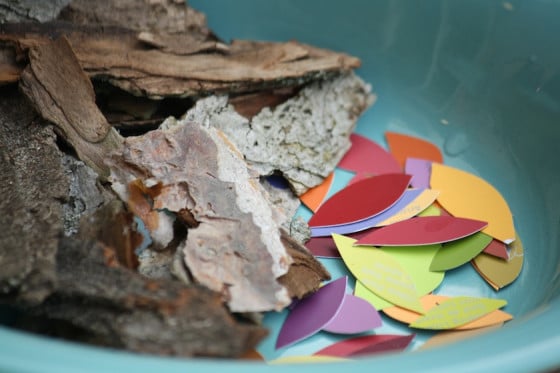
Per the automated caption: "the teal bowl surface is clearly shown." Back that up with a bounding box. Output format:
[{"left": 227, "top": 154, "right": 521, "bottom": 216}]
[{"left": 1, "top": 1, "right": 560, "bottom": 372}]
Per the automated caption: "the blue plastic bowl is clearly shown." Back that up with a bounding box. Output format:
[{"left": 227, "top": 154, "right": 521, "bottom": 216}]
[{"left": 1, "top": 1, "right": 560, "bottom": 372}]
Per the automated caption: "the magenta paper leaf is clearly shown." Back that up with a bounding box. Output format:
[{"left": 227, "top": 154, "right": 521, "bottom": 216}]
[
  {"left": 355, "top": 216, "right": 488, "bottom": 246},
  {"left": 309, "top": 174, "right": 411, "bottom": 228},
  {"left": 313, "top": 334, "right": 415, "bottom": 358},
  {"left": 405, "top": 157, "right": 432, "bottom": 189},
  {"left": 338, "top": 133, "right": 401, "bottom": 175},
  {"left": 276, "top": 276, "right": 347, "bottom": 349},
  {"left": 323, "top": 294, "right": 382, "bottom": 334}
]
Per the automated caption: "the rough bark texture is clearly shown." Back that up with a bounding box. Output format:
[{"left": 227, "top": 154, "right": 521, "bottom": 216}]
[
  {"left": 19, "top": 36, "right": 123, "bottom": 178},
  {"left": 28, "top": 232, "right": 267, "bottom": 357},
  {"left": 107, "top": 119, "right": 294, "bottom": 312},
  {"left": 0, "top": 88, "right": 67, "bottom": 305},
  {"left": 0, "top": 0, "right": 70, "bottom": 23},
  {"left": 181, "top": 74, "right": 375, "bottom": 194}
]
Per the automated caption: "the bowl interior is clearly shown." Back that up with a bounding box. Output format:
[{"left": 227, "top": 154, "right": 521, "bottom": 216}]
[{"left": 2, "top": 1, "right": 560, "bottom": 372}]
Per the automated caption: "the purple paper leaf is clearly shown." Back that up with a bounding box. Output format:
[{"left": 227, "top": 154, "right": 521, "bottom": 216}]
[
  {"left": 323, "top": 294, "right": 382, "bottom": 334},
  {"left": 405, "top": 158, "right": 432, "bottom": 189},
  {"left": 276, "top": 276, "right": 348, "bottom": 349}
]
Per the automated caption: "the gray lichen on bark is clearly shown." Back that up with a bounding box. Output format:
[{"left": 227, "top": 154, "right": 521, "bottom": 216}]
[{"left": 182, "top": 72, "right": 375, "bottom": 195}]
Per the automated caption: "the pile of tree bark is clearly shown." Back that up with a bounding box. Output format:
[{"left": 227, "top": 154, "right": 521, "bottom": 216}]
[{"left": 0, "top": 0, "right": 374, "bottom": 358}]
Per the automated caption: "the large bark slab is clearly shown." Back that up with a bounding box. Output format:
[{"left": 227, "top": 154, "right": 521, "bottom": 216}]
[
  {"left": 26, "top": 204, "right": 267, "bottom": 357},
  {"left": 0, "top": 88, "right": 67, "bottom": 305}
]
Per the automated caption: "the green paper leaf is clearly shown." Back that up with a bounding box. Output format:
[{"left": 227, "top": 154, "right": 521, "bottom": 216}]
[
  {"left": 430, "top": 232, "right": 493, "bottom": 272},
  {"left": 410, "top": 296, "right": 507, "bottom": 330},
  {"left": 333, "top": 234, "right": 424, "bottom": 314},
  {"left": 354, "top": 244, "right": 444, "bottom": 310}
]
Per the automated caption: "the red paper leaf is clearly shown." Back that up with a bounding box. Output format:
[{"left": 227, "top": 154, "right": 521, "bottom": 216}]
[
  {"left": 313, "top": 334, "right": 414, "bottom": 358},
  {"left": 306, "top": 229, "right": 378, "bottom": 258},
  {"left": 308, "top": 174, "right": 411, "bottom": 228},
  {"left": 338, "top": 133, "right": 401, "bottom": 175},
  {"left": 355, "top": 216, "right": 488, "bottom": 246},
  {"left": 482, "top": 238, "right": 509, "bottom": 260}
]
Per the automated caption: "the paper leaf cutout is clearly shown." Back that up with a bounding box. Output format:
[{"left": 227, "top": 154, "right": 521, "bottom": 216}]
[
  {"left": 338, "top": 133, "right": 401, "bottom": 175},
  {"left": 276, "top": 276, "right": 347, "bottom": 349},
  {"left": 314, "top": 334, "right": 414, "bottom": 358},
  {"left": 300, "top": 173, "right": 334, "bottom": 212},
  {"left": 385, "top": 131, "right": 443, "bottom": 169},
  {"left": 333, "top": 234, "right": 424, "bottom": 313},
  {"left": 431, "top": 163, "right": 515, "bottom": 244},
  {"left": 323, "top": 294, "right": 382, "bottom": 334},
  {"left": 383, "top": 294, "right": 512, "bottom": 330},
  {"left": 419, "top": 324, "right": 503, "bottom": 350},
  {"left": 353, "top": 244, "right": 444, "bottom": 310},
  {"left": 310, "top": 189, "right": 422, "bottom": 237},
  {"left": 376, "top": 189, "right": 440, "bottom": 226},
  {"left": 483, "top": 239, "right": 509, "bottom": 260},
  {"left": 348, "top": 172, "right": 374, "bottom": 185},
  {"left": 306, "top": 229, "right": 377, "bottom": 258},
  {"left": 409, "top": 296, "right": 507, "bottom": 330},
  {"left": 355, "top": 216, "right": 487, "bottom": 246},
  {"left": 472, "top": 232, "right": 524, "bottom": 290},
  {"left": 405, "top": 158, "right": 432, "bottom": 189},
  {"left": 430, "top": 232, "right": 493, "bottom": 271},
  {"left": 418, "top": 204, "right": 442, "bottom": 217},
  {"left": 309, "top": 174, "right": 411, "bottom": 228}
]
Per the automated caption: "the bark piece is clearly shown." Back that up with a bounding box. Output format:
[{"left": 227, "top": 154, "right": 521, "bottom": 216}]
[
  {"left": 1, "top": 22, "right": 361, "bottom": 99},
  {"left": 183, "top": 73, "right": 375, "bottom": 194},
  {"left": 0, "top": 88, "right": 67, "bottom": 305},
  {"left": 28, "top": 232, "right": 267, "bottom": 357},
  {"left": 19, "top": 36, "right": 123, "bottom": 178},
  {"left": 0, "top": 0, "right": 70, "bottom": 23},
  {"left": 278, "top": 230, "right": 331, "bottom": 299},
  {"left": 108, "top": 119, "right": 295, "bottom": 312}
]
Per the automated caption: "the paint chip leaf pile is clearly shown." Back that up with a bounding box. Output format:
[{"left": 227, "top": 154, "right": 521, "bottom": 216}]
[{"left": 269, "top": 130, "right": 523, "bottom": 362}]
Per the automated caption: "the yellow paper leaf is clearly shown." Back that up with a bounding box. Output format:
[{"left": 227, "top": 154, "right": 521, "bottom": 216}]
[
  {"left": 472, "top": 232, "right": 524, "bottom": 290},
  {"left": 409, "top": 296, "right": 507, "bottom": 330},
  {"left": 419, "top": 324, "right": 503, "bottom": 350},
  {"left": 376, "top": 189, "right": 440, "bottom": 226},
  {"left": 431, "top": 163, "right": 515, "bottom": 244},
  {"left": 333, "top": 234, "right": 424, "bottom": 313},
  {"left": 383, "top": 294, "right": 513, "bottom": 330}
]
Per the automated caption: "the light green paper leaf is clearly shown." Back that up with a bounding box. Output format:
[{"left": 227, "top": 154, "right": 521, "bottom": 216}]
[
  {"left": 410, "top": 296, "right": 507, "bottom": 330},
  {"left": 417, "top": 204, "right": 441, "bottom": 217},
  {"left": 354, "top": 244, "right": 444, "bottom": 310},
  {"left": 333, "top": 234, "right": 424, "bottom": 314},
  {"left": 430, "top": 232, "right": 493, "bottom": 272}
]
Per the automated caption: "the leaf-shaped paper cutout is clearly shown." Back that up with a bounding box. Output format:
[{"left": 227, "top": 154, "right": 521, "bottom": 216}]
[
  {"left": 355, "top": 216, "right": 487, "bottom": 247},
  {"left": 418, "top": 204, "right": 442, "bottom": 217},
  {"left": 405, "top": 158, "right": 432, "bottom": 189},
  {"left": 383, "top": 294, "right": 512, "bottom": 330},
  {"left": 338, "top": 133, "right": 401, "bottom": 175},
  {"left": 430, "top": 232, "right": 493, "bottom": 271},
  {"left": 472, "top": 232, "right": 524, "bottom": 290},
  {"left": 348, "top": 172, "right": 374, "bottom": 185},
  {"left": 323, "top": 294, "right": 382, "bottom": 334},
  {"left": 483, "top": 239, "right": 509, "bottom": 260},
  {"left": 353, "top": 244, "right": 444, "bottom": 310},
  {"left": 409, "top": 296, "right": 507, "bottom": 330},
  {"left": 310, "top": 189, "right": 423, "bottom": 237},
  {"left": 376, "top": 189, "right": 440, "bottom": 226},
  {"left": 309, "top": 174, "right": 411, "bottom": 228},
  {"left": 276, "top": 276, "right": 347, "bottom": 349},
  {"left": 385, "top": 132, "right": 443, "bottom": 169},
  {"left": 333, "top": 234, "right": 424, "bottom": 313},
  {"left": 269, "top": 355, "right": 350, "bottom": 364},
  {"left": 300, "top": 173, "right": 334, "bottom": 212},
  {"left": 305, "top": 235, "right": 341, "bottom": 258},
  {"left": 431, "top": 163, "right": 515, "bottom": 244},
  {"left": 314, "top": 334, "right": 414, "bottom": 358},
  {"left": 419, "top": 324, "right": 503, "bottom": 350}
]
